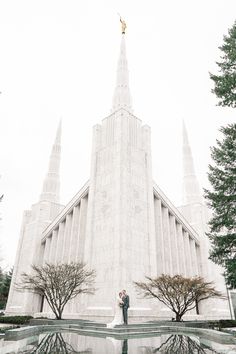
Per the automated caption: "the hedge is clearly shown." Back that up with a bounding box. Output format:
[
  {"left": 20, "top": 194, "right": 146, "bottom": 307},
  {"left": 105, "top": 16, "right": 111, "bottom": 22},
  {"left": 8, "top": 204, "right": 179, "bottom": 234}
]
[
  {"left": 219, "top": 320, "right": 236, "bottom": 328},
  {"left": 208, "top": 320, "right": 236, "bottom": 330},
  {"left": 0, "top": 316, "right": 33, "bottom": 324}
]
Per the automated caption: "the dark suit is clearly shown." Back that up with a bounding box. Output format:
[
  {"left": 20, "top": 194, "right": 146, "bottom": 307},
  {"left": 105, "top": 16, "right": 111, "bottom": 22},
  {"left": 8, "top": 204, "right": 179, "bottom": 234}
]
[
  {"left": 122, "top": 339, "right": 128, "bottom": 353},
  {"left": 122, "top": 294, "right": 129, "bottom": 324}
]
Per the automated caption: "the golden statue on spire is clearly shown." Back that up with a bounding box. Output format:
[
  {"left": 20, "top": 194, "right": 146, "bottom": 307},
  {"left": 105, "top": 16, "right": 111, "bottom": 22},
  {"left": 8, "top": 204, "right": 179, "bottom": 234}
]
[{"left": 119, "top": 16, "right": 127, "bottom": 34}]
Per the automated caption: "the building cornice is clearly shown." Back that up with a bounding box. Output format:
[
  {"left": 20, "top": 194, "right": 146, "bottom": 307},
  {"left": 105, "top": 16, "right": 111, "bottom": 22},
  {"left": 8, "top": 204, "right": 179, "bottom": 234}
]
[
  {"left": 153, "top": 182, "right": 200, "bottom": 245},
  {"left": 41, "top": 180, "right": 89, "bottom": 241}
]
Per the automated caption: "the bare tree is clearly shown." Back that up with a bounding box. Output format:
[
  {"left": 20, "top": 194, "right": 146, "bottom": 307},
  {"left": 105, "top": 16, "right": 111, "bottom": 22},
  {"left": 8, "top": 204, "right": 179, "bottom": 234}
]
[
  {"left": 18, "top": 262, "right": 96, "bottom": 319},
  {"left": 19, "top": 332, "right": 92, "bottom": 354},
  {"left": 134, "top": 274, "right": 223, "bottom": 321},
  {"left": 156, "top": 334, "right": 219, "bottom": 353},
  {"left": 139, "top": 334, "right": 219, "bottom": 353}
]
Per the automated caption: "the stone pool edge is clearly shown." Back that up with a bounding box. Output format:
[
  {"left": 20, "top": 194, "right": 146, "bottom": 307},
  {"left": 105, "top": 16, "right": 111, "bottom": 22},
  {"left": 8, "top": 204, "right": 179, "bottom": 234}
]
[{"left": 3, "top": 321, "right": 236, "bottom": 345}]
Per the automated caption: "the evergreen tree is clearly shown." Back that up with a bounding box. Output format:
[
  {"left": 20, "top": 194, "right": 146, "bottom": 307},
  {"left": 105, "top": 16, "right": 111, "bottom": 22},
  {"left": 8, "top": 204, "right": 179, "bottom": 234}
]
[
  {"left": 210, "top": 21, "right": 236, "bottom": 107},
  {"left": 2, "top": 268, "right": 12, "bottom": 299},
  {"left": 204, "top": 124, "right": 236, "bottom": 287},
  {"left": 0, "top": 268, "right": 12, "bottom": 309},
  {"left": 0, "top": 267, "right": 5, "bottom": 309}
]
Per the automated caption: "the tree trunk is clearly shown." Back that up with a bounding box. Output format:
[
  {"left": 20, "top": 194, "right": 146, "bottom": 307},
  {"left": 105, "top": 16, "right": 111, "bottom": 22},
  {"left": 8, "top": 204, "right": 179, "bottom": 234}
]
[
  {"left": 175, "top": 313, "right": 182, "bottom": 322},
  {"left": 56, "top": 313, "right": 61, "bottom": 320},
  {"left": 52, "top": 307, "right": 61, "bottom": 320},
  {"left": 196, "top": 299, "right": 199, "bottom": 315},
  {"left": 40, "top": 295, "right": 44, "bottom": 313},
  {"left": 57, "top": 308, "right": 62, "bottom": 320}
]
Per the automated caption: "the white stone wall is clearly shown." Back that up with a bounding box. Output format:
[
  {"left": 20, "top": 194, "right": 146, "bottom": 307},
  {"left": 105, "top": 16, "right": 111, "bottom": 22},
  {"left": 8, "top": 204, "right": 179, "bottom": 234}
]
[
  {"left": 81, "top": 108, "right": 156, "bottom": 319},
  {"left": 39, "top": 184, "right": 89, "bottom": 316},
  {"left": 179, "top": 202, "right": 231, "bottom": 319},
  {"left": 5, "top": 201, "right": 62, "bottom": 315},
  {"left": 153, "top": 186, "right": 200, "bottom": 279}
]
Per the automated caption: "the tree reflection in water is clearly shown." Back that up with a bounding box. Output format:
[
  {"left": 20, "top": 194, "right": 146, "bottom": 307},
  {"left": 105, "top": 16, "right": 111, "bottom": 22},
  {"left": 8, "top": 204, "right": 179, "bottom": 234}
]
[
  {"left": 17, "top": 332, "right": 92, "bottom": 354},
  {"left": 139, "top": 334, "right": 220, "bottom": 354}
]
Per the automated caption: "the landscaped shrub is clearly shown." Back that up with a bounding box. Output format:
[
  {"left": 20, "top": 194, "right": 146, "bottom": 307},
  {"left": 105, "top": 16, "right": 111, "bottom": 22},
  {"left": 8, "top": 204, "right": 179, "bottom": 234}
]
[
  {"left": 208, "top": 321, "right": 220, "bottom": 329},
  {"left": 219, "top": 320, "right": 236, "bottom": 328},
  {"left": 0, "top": 316, "right": 32, "bottom": 324},
  {"left": 208, "top": 320, "right": 236, "bottom": 331}
]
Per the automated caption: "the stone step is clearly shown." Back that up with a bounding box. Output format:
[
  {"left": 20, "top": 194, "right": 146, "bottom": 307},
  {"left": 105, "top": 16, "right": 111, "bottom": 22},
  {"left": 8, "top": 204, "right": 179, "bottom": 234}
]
[
  {"left": 66, "top": 327, "right": 164, "bottom": 339},
  {"left": 66, "top": 321, "right": 208, "bottom": 332},
  {"left": 30, "top": 319, "right": 105, "bottom": 327},
  {"left": 30, "top": 319, "right": 208, "bottom": 329},
  {"left": 68, "top": 324, "right": 168, "bottom": 333}
]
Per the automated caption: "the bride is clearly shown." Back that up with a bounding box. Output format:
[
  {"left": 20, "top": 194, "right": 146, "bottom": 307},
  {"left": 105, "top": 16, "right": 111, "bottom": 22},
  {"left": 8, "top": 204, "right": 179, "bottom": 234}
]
[{"left": 107, "top": 292, "right": 124, "bottom": 328}]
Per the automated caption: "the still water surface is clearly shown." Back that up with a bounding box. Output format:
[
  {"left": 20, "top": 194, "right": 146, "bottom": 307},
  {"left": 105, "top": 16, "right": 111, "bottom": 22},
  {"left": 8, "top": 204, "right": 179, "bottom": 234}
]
[{"left": 1, "top": 331, "right": 236, "bottom": 354}]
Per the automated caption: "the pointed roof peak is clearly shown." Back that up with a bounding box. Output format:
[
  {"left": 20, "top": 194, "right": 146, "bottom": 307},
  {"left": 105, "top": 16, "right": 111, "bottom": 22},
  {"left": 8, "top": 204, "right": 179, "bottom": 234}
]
[
  {"left": 182, "top": 119, "right": 187, "bottom": 134},
  {"left": 182, "top": 122, "right": 202, "bottom": 205},
  {"left": 40, "top": 122, "right": 61, "bottom": 203},
  {"left": 182, "top": 120, "right": 190, "bottom": 147},
  {"left": 182, "top": 121, "right": 196, "bottom": 177},
  {"left": 55, "top": 119, "right": 62, "bottom": 145},
  {"left": 111, "top": 29, "right": 133, "bottom": 113}
]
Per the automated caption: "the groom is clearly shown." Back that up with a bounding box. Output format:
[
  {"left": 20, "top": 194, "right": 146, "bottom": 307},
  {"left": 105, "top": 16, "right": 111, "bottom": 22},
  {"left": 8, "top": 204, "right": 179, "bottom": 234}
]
[{"left": 122, "top": 290, "right": 130, "bottom": 325}]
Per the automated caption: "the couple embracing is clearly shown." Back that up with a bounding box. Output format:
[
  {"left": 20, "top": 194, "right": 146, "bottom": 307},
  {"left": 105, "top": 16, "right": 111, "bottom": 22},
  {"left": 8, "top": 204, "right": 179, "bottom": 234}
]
[{"left": 107, "top": 290, "right": 130, "bottom": 328}]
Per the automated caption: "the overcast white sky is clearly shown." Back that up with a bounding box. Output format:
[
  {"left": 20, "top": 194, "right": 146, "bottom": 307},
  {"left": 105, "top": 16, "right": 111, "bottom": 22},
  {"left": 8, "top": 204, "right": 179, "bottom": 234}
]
[{"left": 0, "top": 0, "right": 236, "bottom": 268}]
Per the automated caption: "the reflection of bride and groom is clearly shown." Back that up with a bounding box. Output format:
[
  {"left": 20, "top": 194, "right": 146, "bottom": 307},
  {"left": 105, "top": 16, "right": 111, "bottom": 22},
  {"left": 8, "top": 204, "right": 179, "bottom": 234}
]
[{"left": 107, "top": 289, "right": 130, "bottom": 328}]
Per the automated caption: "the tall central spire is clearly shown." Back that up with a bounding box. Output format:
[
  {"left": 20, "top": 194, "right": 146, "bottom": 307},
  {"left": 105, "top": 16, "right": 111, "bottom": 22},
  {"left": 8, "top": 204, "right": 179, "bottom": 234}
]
[
  {"left": 40, "top": 121, "right": 61, "bottom": 203},
  {"left": 182, "top": 121, "right": 202, "bottom": 205},
  {"left": 111, "top": 21, "right": 133, "bottom": 113}
]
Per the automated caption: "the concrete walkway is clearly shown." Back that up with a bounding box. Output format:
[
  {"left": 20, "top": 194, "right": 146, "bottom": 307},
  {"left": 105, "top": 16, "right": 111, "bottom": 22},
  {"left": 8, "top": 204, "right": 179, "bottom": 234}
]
[
  {"left": 223, "top": 327, "right": 236, "bottom": 334},
  {"left": 0, "top": 324, "right": 13, "bottom": 328}
]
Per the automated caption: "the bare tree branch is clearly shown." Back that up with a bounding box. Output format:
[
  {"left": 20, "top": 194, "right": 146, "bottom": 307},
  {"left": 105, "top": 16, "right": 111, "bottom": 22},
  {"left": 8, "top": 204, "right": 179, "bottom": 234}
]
[
  {"left": 16, "top": 262, "right": 96, "bottom": 319},
  {"left": 134, "top": 274, "right": 223, "bottom": 321}
]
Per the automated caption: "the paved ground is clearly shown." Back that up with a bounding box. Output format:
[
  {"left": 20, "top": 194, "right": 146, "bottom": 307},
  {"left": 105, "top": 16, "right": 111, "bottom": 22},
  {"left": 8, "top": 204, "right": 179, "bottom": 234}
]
[
  {"left": 224, "top": 327, "right": 236, "bottom": 333},
  {"left": 0, "top": 324, "right": 13, "bottom": 328}
]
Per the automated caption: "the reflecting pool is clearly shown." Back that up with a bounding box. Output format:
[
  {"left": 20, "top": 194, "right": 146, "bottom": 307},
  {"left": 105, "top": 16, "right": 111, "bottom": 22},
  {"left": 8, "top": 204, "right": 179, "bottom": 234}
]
[{"left": 1, "top": 331, "right": 236, "bottom": 354}]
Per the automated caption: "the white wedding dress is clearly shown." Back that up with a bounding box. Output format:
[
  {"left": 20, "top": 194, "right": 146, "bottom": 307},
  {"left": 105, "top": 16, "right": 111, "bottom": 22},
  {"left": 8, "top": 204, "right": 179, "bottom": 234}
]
[{"left": 107, "top": 296, "right": 124, "bottom": 328}]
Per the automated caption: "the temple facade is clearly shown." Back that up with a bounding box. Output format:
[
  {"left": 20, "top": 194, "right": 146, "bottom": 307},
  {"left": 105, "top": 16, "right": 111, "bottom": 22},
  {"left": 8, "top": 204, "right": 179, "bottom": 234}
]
[{"left": 6, "top": 31, "right": 231, "bottom": 321}]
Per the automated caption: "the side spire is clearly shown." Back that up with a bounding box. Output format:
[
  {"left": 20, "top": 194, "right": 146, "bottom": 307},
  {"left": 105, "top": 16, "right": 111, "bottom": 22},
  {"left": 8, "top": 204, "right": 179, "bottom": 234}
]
[
  {"left": 182, "top": 120, "right": 202, "bottom": 205},
  {"left": 40, "top": 120, "right": 61, "bottom": 203},
  {"left": 111, "top": 19, "right": 132, "bottom": 113}
]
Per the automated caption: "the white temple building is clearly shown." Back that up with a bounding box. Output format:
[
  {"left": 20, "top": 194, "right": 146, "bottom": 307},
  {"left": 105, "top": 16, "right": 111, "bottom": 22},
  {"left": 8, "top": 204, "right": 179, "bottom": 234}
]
[{"left": 6, "top": 26, "right": 231, "bottom": 321}]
